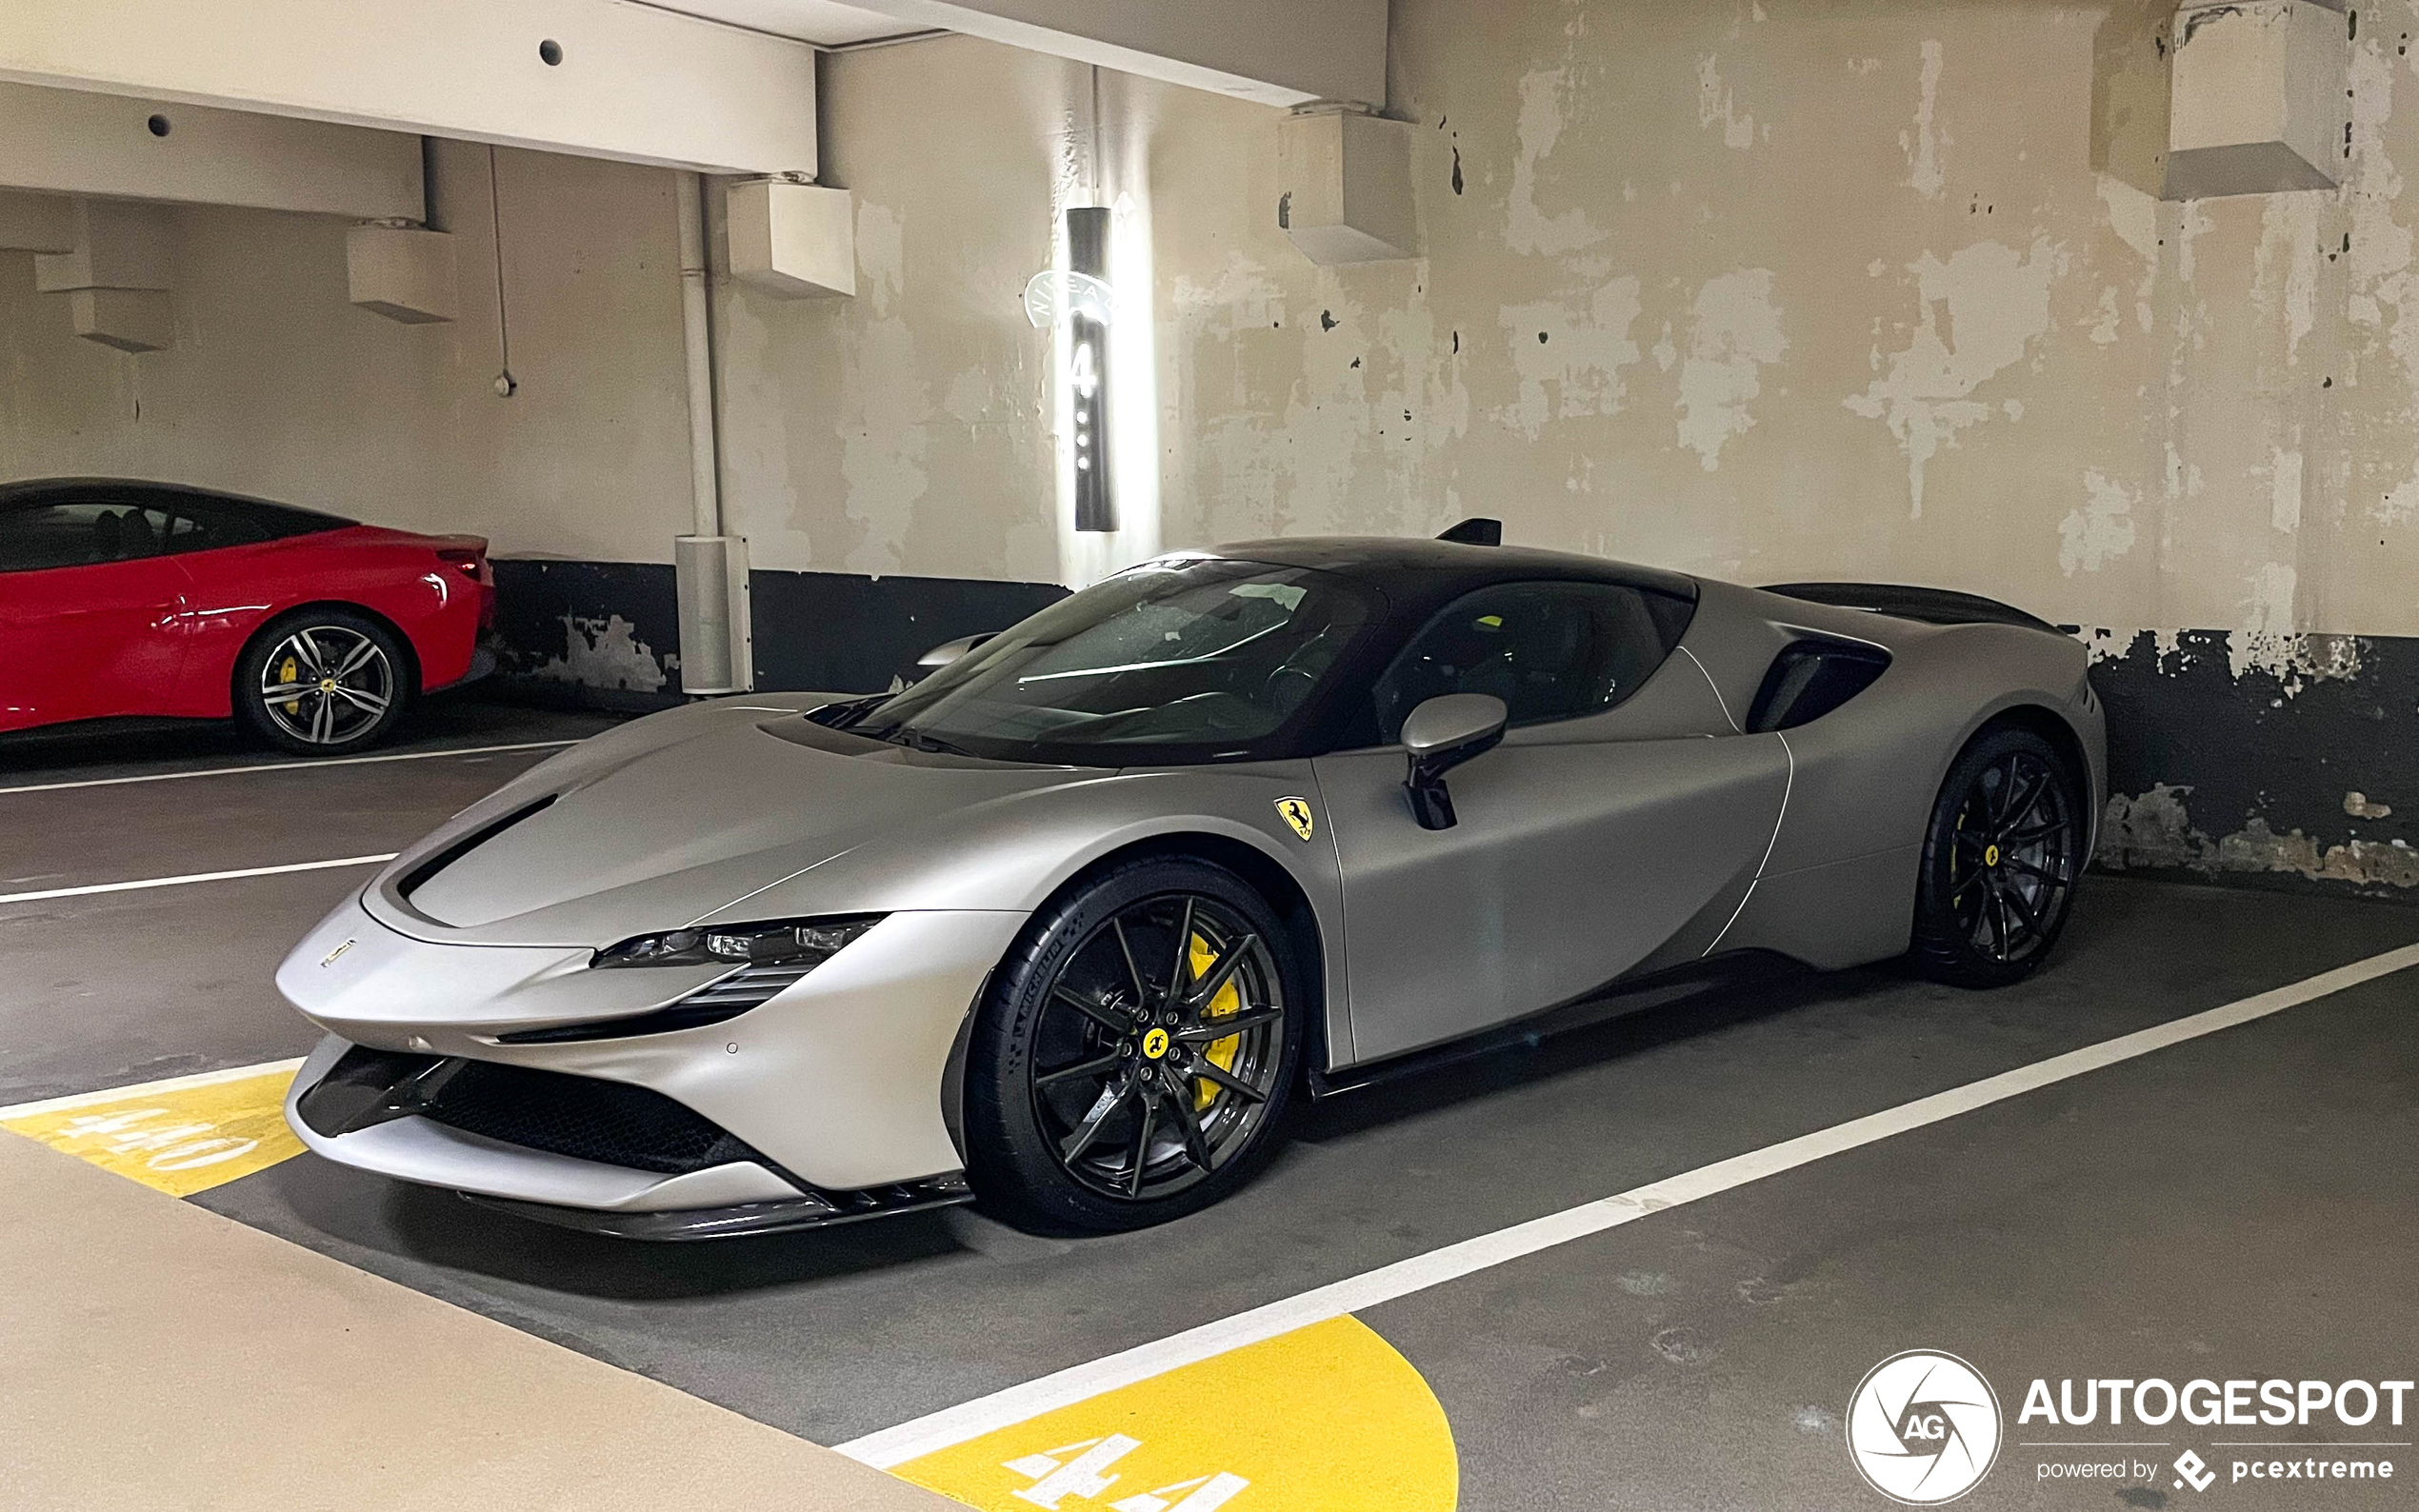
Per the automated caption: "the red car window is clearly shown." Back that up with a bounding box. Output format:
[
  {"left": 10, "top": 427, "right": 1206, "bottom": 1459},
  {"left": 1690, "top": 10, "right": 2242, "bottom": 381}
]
[{"left": 0, "top": 501, "right": 176, "bottom": 571}]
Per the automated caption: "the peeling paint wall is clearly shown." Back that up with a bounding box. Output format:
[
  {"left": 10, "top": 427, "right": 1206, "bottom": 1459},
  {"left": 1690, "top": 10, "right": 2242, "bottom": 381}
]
[
  {"left": 7, "top": 11, "right": 2419, "bottom": 900},
  {"left": 710, "top": 38, "right": 1071, "bottom": 584},
  {"left": 1098, "top": 0, "right": 2412, "bottom": 647},
  {"left": 1110, "top": 3, "right": 2418, "bottom": 896}
]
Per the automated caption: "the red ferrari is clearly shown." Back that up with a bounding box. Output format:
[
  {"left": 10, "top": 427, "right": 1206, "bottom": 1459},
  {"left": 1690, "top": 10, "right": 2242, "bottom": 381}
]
[{"left": 0, "top": 479, "right": 495, "bottom": 755}]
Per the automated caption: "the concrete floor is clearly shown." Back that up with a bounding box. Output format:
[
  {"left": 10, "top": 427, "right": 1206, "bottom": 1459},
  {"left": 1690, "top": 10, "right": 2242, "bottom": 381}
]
[{"left": 6, "top": 700, "right": 2415, "bottom": 1509}]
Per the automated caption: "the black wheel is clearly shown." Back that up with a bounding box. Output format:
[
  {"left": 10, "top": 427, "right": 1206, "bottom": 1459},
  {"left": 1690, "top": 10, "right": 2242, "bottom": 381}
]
[
  {"left": 966, "top": 856, "right": 1306, "bottom": 1234},
  {"left": 1911, "top": 726, "right": 2086, "bottom": 986},
  {"left": 234, "top": 609, "right": 410, "bottom": 756}
]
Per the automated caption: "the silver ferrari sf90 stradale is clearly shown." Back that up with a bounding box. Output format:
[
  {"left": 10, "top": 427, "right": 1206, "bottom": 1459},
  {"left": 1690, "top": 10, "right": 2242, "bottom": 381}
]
[{"left": 279, "top": 524, "right": 2105, "bottom": 1239}]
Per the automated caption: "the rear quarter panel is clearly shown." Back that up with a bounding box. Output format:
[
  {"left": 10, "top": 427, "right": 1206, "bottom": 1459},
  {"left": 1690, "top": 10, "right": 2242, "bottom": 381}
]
[
  {"left": 174, "top": 526, "right": 481, "bottom": 714},
  {"left": 1679, "top": 582, "right": 2104, "bottom": 968}
]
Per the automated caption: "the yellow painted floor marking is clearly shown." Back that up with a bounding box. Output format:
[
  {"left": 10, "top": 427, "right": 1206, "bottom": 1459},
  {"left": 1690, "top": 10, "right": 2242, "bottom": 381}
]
[
  {"left": 1, "top": 1066, "right": 305, "bottom": 1197},
  {"left": 891, "top": 1314, "right": 1456, "bottom": 1511}
]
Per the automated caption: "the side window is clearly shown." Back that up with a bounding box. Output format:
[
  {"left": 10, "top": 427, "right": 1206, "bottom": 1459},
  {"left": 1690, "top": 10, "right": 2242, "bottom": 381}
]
[
  {"left": 150, "top": 500, "right": 270, "bottom": 555},
  {"left": 1373, "top": 581, "right": 1681, "bottom": 742},
  {"left": 0, "top": 500, "right": 174, "bottom": 572}
]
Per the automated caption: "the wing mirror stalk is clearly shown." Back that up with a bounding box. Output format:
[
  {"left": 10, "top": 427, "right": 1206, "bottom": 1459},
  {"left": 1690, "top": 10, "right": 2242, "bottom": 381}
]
[
  {"left": 914, "top": 631, "right": 996, "bottom": 678},
  {"left": 1400, "top": 693, "right": 1508, "bottom": 830}
]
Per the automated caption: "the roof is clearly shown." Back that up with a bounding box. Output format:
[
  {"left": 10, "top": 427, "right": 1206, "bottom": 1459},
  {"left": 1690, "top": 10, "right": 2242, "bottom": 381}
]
[{"left": 1200, "top": 534, "right": 1703, "bottom": 603}]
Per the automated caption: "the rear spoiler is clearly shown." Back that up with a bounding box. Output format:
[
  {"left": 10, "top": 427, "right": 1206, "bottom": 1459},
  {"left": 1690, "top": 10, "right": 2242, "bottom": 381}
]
[{"left": 1761, "top": 582, "right": 2059, "bottom": 634}]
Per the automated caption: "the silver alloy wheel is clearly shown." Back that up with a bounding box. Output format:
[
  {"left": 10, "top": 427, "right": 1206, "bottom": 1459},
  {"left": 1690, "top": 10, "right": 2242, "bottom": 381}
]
[{"left": 257, "top": 626, "right": 395, "bottom": 746}]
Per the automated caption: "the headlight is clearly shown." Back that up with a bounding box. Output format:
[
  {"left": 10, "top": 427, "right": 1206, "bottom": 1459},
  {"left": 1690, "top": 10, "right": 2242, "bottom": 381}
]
[
  {"left": 591, "top": 916, "right": 883, "bottom": 970},
  {"left": 499, "top": 916, "right": 885, "bottom": 1044}
]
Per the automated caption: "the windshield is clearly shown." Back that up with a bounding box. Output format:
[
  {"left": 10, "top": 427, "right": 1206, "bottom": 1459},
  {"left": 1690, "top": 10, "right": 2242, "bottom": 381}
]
[{"left": 841, "top": 558, "right": 1380, "bottom": 765}]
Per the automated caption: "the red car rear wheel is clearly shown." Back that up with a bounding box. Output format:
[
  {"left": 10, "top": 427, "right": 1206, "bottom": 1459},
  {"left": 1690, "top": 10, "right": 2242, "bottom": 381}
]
[{"left": 234, "top": 608, "right": 410, "bottom": 755}]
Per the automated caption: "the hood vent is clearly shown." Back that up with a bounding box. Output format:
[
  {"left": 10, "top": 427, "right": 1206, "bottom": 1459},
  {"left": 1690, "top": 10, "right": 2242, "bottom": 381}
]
[{"left": 396, "top": 794, "right": 558, "bottom": 904}]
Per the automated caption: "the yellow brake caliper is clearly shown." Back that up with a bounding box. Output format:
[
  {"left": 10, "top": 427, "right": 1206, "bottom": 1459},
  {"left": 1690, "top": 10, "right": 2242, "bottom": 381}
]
[
  {"left": 278, "top": 655, "right": 302, "bottom": 716},
  {"left": 1188, "top": 933, "right": 1243, "bottom": 1111}
]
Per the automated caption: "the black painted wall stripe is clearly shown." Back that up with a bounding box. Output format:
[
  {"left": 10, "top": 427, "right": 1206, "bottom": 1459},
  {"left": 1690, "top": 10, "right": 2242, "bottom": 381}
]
[{"left": 486, "top": 559, "right": 2418, "bottom": 906}]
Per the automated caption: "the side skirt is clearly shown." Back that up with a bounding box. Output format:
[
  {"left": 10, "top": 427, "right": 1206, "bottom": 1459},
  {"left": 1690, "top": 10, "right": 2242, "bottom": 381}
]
[{"left": 1308, "top": 949, "right": 1803, "bottom": 1099}]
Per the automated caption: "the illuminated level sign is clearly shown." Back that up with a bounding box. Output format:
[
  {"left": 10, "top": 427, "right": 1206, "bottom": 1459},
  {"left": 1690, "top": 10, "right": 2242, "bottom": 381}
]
[{"left": 1065, "top": 206, "right": 1115, "bottom": 533}]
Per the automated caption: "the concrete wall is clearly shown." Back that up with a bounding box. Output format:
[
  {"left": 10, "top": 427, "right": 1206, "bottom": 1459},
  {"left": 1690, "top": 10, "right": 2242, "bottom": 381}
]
[
  {"left": 0, "top": 138, "right": 691, "bottom": 565},
  {"left": 5, "top": 6, "right": 2416, "bottom": 896}
]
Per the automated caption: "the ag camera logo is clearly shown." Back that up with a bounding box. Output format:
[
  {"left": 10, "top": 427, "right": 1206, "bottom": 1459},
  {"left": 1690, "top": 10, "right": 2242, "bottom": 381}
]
[{"left": 1849, "top": 1350, "right": 2004, "bottom": 1504}]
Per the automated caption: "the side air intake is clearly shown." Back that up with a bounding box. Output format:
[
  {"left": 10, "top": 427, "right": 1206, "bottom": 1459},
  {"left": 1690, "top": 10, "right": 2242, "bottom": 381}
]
[{"left": 1747, "top": 639, "right": 1890, "bottom": 733}]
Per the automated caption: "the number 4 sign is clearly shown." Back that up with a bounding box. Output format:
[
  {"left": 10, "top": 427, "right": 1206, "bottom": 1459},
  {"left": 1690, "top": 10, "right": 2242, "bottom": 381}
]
[{"left": 1003, "top": 1435, "right": 1250, "bottom": 1511}]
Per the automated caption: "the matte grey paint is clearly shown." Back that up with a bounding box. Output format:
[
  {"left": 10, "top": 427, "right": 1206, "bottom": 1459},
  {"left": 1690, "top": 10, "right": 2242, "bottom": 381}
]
[{"left": 276, "top": 545, "right": 2104, "bottom": 1212}]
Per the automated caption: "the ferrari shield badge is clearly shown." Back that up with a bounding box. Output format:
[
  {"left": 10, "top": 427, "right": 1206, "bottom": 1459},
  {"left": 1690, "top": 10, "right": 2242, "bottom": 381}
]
[{"left": 1275, "top": 796, "right": 1316, "bottom": 842}]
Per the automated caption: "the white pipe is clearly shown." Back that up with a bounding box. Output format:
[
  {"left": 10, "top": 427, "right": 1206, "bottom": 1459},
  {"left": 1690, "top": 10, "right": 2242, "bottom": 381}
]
[{"left": 674, "top": 170, "right": 721, "bottom": 540}]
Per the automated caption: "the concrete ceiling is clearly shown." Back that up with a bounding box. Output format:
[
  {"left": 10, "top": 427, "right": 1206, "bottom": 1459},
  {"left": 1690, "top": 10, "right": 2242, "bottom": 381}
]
[{"left": 650, "top": 0, "right": 928, "bottom": 47}]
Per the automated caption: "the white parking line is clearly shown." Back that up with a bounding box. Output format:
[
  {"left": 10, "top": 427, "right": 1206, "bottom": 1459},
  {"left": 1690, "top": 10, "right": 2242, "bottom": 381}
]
[
  {"left": 0, "top": 1057, "right": 308, "bottom": 1121},
  {"left": 838, "top": 939, "right": 2419, "bottom": 1469},
  {"left": 0, "top": 739, "right": 578, "bottom": 797},
  {"left": 0, "top": 854, "right": 398, "bottom": 906}
]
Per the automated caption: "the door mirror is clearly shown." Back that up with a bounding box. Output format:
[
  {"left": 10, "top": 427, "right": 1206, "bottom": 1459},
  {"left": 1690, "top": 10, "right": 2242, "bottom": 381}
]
[
  {"left": 1400, "top": 693, "right": 1508, "bottom": 830},
  {"left": 914, "top": 631, "right": 996, "bottom": 678}
]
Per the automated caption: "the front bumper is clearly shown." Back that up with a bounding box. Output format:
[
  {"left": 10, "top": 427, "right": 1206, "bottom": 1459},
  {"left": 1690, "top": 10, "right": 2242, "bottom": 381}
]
[
  {"left": 277, "top": 892, "right": 1028, "bottom": 1211},
  {"left": 284, "top": 1037, "right": 970, "bottom": 1239}
]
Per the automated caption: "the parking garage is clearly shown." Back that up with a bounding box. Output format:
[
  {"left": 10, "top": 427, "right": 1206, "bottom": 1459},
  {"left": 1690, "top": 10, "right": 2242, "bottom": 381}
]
[{"left": 3, "top": 3, "right": 2415, "bottom": 1509}]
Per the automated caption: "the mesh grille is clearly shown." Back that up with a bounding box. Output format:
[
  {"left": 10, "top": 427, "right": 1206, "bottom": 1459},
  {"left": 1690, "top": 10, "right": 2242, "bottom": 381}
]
[{"left": 421, "top": 1061, "right": 760, "bottom": 1176}]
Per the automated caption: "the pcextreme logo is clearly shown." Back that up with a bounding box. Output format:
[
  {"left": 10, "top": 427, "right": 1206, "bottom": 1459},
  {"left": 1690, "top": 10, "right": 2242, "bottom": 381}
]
[{"left": 1849, "top": 1350, "right": 2004, "bottom": 1505}]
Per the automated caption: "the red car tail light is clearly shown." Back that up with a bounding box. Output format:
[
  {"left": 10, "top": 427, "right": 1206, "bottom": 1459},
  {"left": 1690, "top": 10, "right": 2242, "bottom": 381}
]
[
  {"left": 434, "top": 547, "right": 492, "bottom": 585},
  {"left": 434, "top": 540, "right": 497, "bottom": 629}
]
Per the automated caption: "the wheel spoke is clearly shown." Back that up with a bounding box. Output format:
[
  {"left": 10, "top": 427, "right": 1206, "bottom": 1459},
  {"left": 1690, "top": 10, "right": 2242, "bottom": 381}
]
[
  {"left": 2004, "top": 854, "right": 2067, "bottom": 886},
  {"left": 331, "top": 685, "right": 390, "bottom": 715},
  {"left": 260, "top": 682, "right": 310, "bottom": 701},
  {"left": 1159, "top": 1066, "right": 1215, "bottom": 1171},
  {"left": 1983, "top": 883, "right": 2010, "bottom": 956},
  {"left": 1176, "top": 1005, "right": 1280, "bottom": 1044},
  {"left": 1110, "top": 915, "right": 1150, "bottom": 1005},
  {"left": 1186, "top": 932, "right": 1258, "bottom": 1009},
  {"left": 1166, "top": 897, "right": 1196, "bottom": 1005},
  {"left": 1996, "top": 764, "right": 2045, "bottom": 839},
  {"left": 283, "top": 633, "right": 327, "bottom": 677},
  {"left": 2005, "top": 819, "right": 2066, "bottom": 846},
  {"left": 331, "top": 637, "right": 380, "bottom": 678},
  {"left": 2002, "top": 882, "right": 2044, "bottom": 938},
  {"left": 1123, "top": 1088, "right": 1158, "bottom": 1197},
  {"left": 1058, "top": 1080, "right": 1131, "bottom": 1163},
  {"left": 309, "top": 692, "right": 334, "bottom": 745},
  {"left": 1036, "top": 1051, "right": 1121, "bottom": 1088},
  {"left": 1187, "top": 1058, "right": 1267, "bottom": 1104},
  {"left": 1050, "top": 985, "right": 1134, "bottom": 1036}
]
